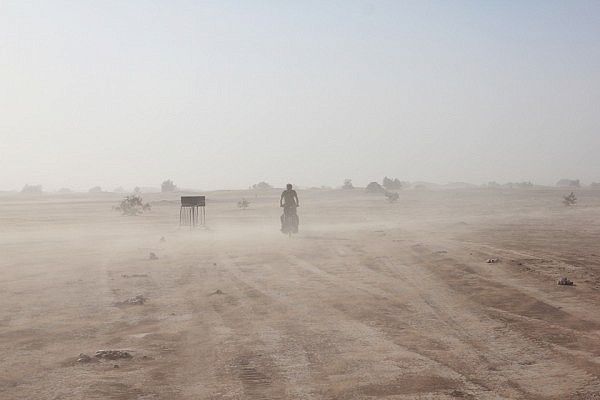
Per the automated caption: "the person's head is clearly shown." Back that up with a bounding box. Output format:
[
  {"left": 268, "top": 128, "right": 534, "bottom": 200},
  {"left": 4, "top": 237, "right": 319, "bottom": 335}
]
[{"left": 286, "top": 184, "right": 292, "bottom": 190}]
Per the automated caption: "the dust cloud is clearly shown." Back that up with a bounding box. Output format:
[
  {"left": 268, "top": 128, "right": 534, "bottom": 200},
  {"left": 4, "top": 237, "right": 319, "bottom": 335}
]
[{"left": 2, "top": 187, "right": 600, "bottom": 398}]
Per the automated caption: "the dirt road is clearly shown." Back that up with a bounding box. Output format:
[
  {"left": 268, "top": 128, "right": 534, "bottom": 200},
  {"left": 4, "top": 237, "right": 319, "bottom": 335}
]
[{"left": 1, "top": 189, "right": 600, "bottom": 399}]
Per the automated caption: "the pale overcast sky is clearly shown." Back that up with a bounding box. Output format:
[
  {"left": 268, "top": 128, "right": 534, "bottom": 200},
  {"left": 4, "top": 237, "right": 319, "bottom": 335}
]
[{"left": 1, "top": 1, "right": 599, "bottom": 191}]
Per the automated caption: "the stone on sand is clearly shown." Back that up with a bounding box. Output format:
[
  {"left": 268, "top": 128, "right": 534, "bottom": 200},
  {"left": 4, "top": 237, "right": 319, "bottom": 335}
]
[
  {"left": 77, "top": 353, "right": 93, "bottom": 363},
  {"left": 557, "top": 277, "right": 574, "bottom": 286},
  {"left": 125, "top": 294, "right": 146, "bottom": 305},
  {"left": 94, "top": 350, "right": 133, "bottom": 360}
]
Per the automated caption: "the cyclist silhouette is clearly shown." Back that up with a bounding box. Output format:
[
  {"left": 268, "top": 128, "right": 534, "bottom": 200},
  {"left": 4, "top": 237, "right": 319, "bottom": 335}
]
[{"left": 280, "top": 184, "right": 299, "bottom": 236}]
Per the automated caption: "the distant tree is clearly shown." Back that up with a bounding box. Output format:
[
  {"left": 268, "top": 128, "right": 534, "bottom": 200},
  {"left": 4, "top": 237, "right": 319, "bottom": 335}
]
[
  {"left": 252, "top": 181, "right": 272, "bottom": 190},
  {"left": 114, "top": 195, "right": 151, "bottom": 216},
  {"left": 89, "top": 186, "right": 102, "bottom": 193},
  {"left": 133, "top": 187, "right": 142, "bottom": 194},
  {"left": 342, "top": 179, "right": 354, "bottom": 190},
  {"left": 557, "top": 179, "right": 580, "bottom": 188},
  {"left": 113, "top": 186, "right": 126, "bottom": 193},
  {"left": 563, "top": 192, "right": 577, "bottom": 206},
  {"left": 21, "top": 184, "right": 42, "bottom": 194},
  {"left": 58, "top": 187, "right": 72, "bottom": 193},
  {"left": 366, "top": 182, "right": 384, "bottom": 193},
  {"left": 161, "top": 179, "right": 177, "bottom": 192},
  {"left": 237, "top": 198, "right": 250, "bottom": 209},
  {"left": 382, "top": 177, "right": 402, "bottom": 190}
]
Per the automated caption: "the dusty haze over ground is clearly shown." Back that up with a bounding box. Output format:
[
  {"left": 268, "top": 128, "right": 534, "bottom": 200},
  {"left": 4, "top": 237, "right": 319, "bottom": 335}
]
[{"left": 2, "top": 188, "right": 600, "bottom": 399}]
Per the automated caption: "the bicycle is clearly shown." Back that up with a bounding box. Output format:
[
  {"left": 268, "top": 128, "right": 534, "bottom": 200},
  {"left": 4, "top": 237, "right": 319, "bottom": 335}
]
[{"left": 280, "top": 206, "right": 299, "bottom": 238}]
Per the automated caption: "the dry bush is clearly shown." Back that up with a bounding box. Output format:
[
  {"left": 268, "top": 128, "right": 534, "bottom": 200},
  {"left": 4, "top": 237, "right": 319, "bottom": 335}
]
[
  {"left": 237, "top": 199, "right": 250, "bottom": 209},
  {"left": 385, "top": 191, "right": 399, "bottom": 202},
  {"left": 563, "top": 192, "right": 577, "bottom": 206},
  {"left": 115, "top": 195, "right": 151, "bottom": 216}
]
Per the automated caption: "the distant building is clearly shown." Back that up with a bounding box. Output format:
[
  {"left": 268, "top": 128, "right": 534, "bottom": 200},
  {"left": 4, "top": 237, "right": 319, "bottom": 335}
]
[{"left": 556, "top": 179, "right": 580, "bottom": 188}]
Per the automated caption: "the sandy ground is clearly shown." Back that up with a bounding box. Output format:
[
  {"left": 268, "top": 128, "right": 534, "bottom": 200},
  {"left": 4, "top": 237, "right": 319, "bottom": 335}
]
[{"left": 1, "top": 188, "right": 600, "bottom": 399}]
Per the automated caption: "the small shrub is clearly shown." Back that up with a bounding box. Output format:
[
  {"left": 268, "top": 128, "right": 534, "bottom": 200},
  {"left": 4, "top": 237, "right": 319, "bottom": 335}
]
[
  {"left": 238, "top": 199, "right": 250, "bottom": 209},
  {"left": 385, "top": 191, "right": 399, "bottom": 202},
  {"left": 115, "top": 195, "right": 151, "bottom": 216},
  {"left": 563, "top": 192, "right": 577, "bottom": 206}
]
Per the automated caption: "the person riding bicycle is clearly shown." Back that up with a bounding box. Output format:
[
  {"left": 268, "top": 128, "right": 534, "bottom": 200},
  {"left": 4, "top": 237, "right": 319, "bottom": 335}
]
[{"left": 280, "top": 184, "right": 299, "bottom": 234}]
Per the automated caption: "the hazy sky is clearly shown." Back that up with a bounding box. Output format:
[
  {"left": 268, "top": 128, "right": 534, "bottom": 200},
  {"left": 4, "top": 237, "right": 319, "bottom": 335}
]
[{"left": 1, "top": 1, "right": 599, "bottom": 191}]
